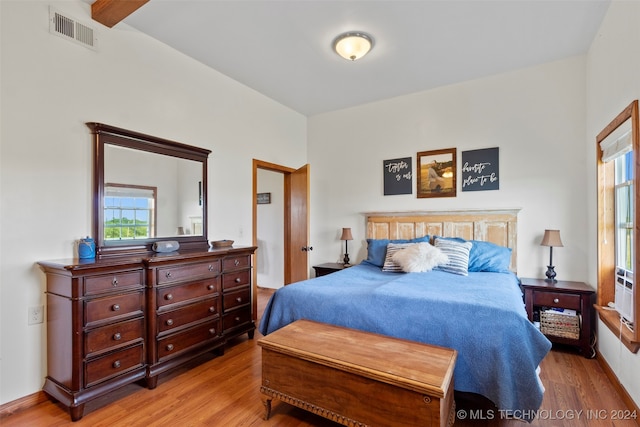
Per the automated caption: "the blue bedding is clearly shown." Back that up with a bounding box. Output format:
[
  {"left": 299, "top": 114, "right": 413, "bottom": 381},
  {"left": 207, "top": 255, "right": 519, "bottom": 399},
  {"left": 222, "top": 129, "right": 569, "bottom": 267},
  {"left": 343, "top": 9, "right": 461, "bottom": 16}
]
[{"left": 259, "top": 262, "right": 551, "bottom": 416}]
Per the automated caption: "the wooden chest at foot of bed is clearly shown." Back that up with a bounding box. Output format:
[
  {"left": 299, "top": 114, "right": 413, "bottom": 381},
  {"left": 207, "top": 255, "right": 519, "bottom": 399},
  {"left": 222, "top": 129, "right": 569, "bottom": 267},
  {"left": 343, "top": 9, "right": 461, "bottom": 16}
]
[{"left": 258, "top": 319, "right": 457, "bottom": 427}]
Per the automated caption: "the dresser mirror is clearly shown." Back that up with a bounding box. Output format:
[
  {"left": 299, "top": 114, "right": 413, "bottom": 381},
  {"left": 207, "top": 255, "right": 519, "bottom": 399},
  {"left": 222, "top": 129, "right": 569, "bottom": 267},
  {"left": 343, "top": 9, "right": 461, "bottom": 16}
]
[{"left": 88, "top": 123, "right": 211, "bottom": 258}]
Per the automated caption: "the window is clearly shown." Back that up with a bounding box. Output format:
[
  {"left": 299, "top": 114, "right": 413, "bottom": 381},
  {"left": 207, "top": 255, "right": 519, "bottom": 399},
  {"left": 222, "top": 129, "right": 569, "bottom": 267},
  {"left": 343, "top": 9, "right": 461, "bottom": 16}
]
[
  {"left": 614, "top": 152, "right": 635, "bottom": 324},
  {"left": 615, "top": 151, "right": 634, "bottom": 272},
  {"left": 104, "top": 184, "right": 156, "bottom": 240},
  {"left": 596, "top": 100, "right": 639, "bottom": 352}
]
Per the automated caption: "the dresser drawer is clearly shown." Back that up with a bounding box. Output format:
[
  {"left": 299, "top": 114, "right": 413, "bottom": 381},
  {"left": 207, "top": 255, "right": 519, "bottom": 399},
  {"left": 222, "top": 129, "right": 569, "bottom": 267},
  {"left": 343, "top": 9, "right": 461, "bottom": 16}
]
[
  {"left": 222, "top": 270, "right": 250, "bottom": 291},
  {"left": 533, "top": 291, "right": 581, "bottom": 310},
  {"left": 85, "top": 291, "right": 144, "bottom": 327},
  {"left": 85, "top": 317, "right": 144, "bottom": 356},
  {"left": 223, "top": 308, "right": 252, "bottom": 331},
  {"left": 157, "top": 320, "right": 221, "bottom": 360},
  {"left": 84, "top": 270, "right": 143, "bottom": 296},
  {"left": 156, "top": 260, "right": 221, "bottom": 285},
  {"left": 85, "top": 343, "right": 144, "bottom": 388},
  {"left": 223, "top": 255, "right": 250, "bottom": 271},
  {"left": 157, "top": 297, "right": 220, "bottom": 334},
  {"left": 157, "top": 278, "right": 220, "bottom": 308},
  {"left": 223, "top": 287, "right": 250, "bottom": 312}
]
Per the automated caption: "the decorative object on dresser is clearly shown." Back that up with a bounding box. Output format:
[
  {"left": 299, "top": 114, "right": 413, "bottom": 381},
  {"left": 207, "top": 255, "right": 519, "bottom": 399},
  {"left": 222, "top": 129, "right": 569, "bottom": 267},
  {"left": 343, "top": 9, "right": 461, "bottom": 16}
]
[
  {"left": 152, "top": 240, "right": 179, "bottom": 253},
  {"left": 77, "top": 236, "right": 95, "bottom": 259},
  {"left": 37, "top": 246, "right": 257, "bottom": 420},
  {"left": 340, "top": 227, "right": 353, "bottom": 266},
  {"left": 259, "top": 319, "right": 457, "bottom": 427},
  {"left": 520, "top": 278, "right": 595, "bottom": 358},
  {"left": 312, "top": 262, "right": 346, "bottom": 277},
  {"left": 211, "top": 239, "right": 234, "bottom": 248},
  {"left": 540, "top": 229, "right": 563, "bottom": 282}
]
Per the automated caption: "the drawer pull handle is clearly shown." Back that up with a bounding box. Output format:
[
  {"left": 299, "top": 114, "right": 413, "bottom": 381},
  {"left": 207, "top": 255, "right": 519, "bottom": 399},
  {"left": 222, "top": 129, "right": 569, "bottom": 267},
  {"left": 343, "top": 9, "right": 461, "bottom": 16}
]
[
  {"left": 234, "top": 259, "right": 240, "bottom": 266},
  {"left": 166, "top": 319, "right": 174, "bottom": 326},
  {"left": 113, "top": 332, "right": 121, "bottom": 341},
  {"left": 209, "top": 328, "right": 216, "bottom": 335},
  {"left": 113, "top": 360, "right": 121, "bottom": 369},
  {"left": 236, "top": 297, "right": 242, "bottom": 303},
  {"left": 112, "top": 278, "right": 118, "bottom": 286},
  {"left": 235, "top": 316, "right": 240, "bottom": 322},
  {"left": 234, "top": 277, "right": 241, "bottom": 283},
  {"left": 165, "top": 272, "right": 172, "bottom": 278},
  {"left": 208, "top": 284, "right": 214, "bottom": 290},
  {"left": 209, "top": 306, "right": 216, "bottom": 313},
  {"left": 553, "top": 298, "right": 559, "bottom": 304},
  {"left": 166, "top": 344, "right": 174, "bottom": 352},
  {"left": 208, "top": 264, "right": 215, "bottom": 271},
  {"left": 112, "top": 304, "right": 120, "bottom": 311},
  {"left": 165, "top": 293, "right": 173, "bottom": 301}
]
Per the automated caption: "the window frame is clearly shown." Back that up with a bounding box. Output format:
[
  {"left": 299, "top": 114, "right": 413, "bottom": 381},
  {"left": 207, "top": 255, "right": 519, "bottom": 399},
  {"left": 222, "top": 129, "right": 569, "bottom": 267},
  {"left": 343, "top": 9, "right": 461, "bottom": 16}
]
[{"left": 596, "top": 100, "right": 640, "bottom": 352}]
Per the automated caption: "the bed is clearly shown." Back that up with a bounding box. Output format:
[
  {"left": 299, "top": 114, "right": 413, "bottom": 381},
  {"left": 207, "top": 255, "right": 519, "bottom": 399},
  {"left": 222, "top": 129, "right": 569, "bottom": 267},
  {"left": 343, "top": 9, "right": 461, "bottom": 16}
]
[{"left": 259, "top": 209, "right": 552, "bottom": 417}]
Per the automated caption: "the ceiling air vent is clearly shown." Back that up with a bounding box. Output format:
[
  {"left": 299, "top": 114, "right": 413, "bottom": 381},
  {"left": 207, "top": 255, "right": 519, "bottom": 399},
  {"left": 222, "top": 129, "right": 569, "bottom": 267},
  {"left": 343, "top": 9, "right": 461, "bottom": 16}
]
[{"left": 49, "top": 7, "right": 97, "bottom": 51}]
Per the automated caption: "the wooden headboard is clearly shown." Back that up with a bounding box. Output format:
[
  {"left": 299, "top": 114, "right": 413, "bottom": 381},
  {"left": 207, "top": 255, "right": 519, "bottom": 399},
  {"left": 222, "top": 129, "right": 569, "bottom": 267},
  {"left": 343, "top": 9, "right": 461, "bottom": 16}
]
[{"left": 365, "top": 209, "right": 520, "bottom": 271}]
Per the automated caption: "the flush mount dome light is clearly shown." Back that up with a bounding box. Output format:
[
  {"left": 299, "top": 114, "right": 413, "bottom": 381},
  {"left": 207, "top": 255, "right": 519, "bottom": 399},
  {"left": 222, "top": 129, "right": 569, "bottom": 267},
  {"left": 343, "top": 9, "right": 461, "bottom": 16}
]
[{"left": 333, "top": 32, "right": 374, "bottom": 61}]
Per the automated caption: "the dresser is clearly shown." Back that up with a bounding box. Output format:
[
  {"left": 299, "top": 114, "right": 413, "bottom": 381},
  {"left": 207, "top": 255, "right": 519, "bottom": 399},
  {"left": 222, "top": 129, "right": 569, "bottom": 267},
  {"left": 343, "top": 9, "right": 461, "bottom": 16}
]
[{"left": 37, "top": 246, "right": 256, "bottom": 420}]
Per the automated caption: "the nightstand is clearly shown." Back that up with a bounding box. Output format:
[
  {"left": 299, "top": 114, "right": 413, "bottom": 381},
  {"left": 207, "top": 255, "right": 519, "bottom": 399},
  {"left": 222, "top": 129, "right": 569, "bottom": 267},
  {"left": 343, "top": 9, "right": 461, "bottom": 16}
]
[
  {"left": 520, "top": 278, "right": 595, "bottom": 358},
  {"left": 312, "top": 263, "right": 347, "bottom": 277}
]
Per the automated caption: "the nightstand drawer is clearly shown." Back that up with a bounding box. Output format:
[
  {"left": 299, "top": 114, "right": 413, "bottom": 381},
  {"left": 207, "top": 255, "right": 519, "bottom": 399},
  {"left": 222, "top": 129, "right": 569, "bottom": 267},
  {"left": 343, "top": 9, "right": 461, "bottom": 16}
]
[{"left": 533, "top": 291, "right": 581, "bottom": 310}]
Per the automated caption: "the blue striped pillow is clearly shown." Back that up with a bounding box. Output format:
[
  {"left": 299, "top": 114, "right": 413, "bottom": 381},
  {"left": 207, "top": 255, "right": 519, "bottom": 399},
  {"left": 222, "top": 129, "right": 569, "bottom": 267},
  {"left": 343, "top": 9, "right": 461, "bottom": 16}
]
[{"left": 434, "top": 238, "right": 472, "bottom": 276}]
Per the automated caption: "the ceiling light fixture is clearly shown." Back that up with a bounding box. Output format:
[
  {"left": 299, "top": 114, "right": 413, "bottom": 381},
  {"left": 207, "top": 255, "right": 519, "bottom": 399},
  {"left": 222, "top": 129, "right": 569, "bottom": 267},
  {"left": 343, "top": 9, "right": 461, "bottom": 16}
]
[{"left": 332, "top": 32, "right": 374, "bottom": 61}]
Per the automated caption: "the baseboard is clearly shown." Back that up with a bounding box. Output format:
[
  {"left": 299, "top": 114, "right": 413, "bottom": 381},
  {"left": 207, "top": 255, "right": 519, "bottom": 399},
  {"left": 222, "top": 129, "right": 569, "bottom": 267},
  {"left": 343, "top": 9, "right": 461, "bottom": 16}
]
[
  {"left": 0, "top": 391, "right": 48, "bottom": 419},
  {"left": 596, "top": 350, "right": 640, "bottom": 421}
]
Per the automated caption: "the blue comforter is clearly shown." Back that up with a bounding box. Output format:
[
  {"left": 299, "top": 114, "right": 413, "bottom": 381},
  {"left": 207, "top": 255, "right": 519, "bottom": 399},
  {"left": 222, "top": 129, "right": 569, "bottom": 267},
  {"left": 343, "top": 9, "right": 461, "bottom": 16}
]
[{"left": 259, "top": 263, "right": 551, "bottom": 416}]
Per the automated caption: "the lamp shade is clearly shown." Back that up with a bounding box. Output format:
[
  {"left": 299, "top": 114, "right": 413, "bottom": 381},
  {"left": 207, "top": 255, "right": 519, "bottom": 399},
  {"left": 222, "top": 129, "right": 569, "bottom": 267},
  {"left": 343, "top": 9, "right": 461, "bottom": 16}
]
[
  {"left": 333, "top": 32, "right": 373, "bottom": 61},
  {"left": 540, "top": 229, "right": 563, "bottom": 247},
  {"left": 340, "top": 228, "right": 353, "bottom": 241}
]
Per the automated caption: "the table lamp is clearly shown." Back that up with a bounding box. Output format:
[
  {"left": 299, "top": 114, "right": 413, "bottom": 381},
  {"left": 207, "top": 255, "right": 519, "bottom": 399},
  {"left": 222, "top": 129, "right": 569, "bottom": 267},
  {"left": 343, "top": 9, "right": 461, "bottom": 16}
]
[
  {"left": 340, "top": 228, "right": 354, "bottom": 266},
  {"left": 540, "top": 229, "right": 563, "bottom": 282}
]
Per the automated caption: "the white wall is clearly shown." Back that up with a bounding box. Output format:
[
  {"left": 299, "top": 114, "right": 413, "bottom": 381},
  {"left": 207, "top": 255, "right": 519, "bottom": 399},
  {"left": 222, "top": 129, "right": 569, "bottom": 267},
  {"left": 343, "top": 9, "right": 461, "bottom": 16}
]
[
  {"left": 0, "top": 0, "right": 306, "bottom": 404},
  {"left": 586, "top": 0, "right": 640, "bottom": 407},
  {"left": 308, "top": 56, "right": 588, "bottom": 281},
  {"left": 256, "top": 169, "right": 285, "bottom": 289}
]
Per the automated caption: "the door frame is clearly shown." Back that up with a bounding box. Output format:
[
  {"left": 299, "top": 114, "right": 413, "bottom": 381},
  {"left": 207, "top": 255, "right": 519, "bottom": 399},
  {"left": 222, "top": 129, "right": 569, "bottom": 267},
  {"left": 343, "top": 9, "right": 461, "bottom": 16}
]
[{"left": 252, "top": 159, "right": 297, "bottom": 320}]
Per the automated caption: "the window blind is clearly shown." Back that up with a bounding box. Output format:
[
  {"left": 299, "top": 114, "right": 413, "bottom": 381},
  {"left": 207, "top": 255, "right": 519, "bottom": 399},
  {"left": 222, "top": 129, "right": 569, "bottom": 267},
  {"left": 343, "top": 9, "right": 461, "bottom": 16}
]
[{"left": 600, "top": 129, "right": 632, "bottom": 163}]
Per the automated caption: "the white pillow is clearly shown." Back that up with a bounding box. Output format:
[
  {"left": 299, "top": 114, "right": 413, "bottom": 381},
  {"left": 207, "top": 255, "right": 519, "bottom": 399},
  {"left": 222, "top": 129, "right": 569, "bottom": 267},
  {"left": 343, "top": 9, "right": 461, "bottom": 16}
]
[
  {"left": 382, "top": 243, "right": 416, "bottom": 272},
  {"left": 391, "top": 242, "right": 449, "bottom": 273}
]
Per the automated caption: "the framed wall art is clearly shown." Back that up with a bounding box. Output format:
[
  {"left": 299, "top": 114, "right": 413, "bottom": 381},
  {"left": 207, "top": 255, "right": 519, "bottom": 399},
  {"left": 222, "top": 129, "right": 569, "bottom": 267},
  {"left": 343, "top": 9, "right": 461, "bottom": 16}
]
[
  {"left": 417, "top": 148, "right": 457, "bottom": 198},
  {"left": 257, "top": 192, "right": 271, "bottom": 204},
  {"left": 461, "top": 147, "right": 499, "bottom": 191},
  {"left": 383, "top": 157, "right": 412, "bottom": 195}
]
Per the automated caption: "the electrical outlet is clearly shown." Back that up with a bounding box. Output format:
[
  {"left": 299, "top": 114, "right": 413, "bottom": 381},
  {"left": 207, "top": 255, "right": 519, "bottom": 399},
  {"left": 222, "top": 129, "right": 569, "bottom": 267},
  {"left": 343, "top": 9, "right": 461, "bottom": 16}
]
[{"left": 28, "top": 305, "right": 44, "bottom": 325}]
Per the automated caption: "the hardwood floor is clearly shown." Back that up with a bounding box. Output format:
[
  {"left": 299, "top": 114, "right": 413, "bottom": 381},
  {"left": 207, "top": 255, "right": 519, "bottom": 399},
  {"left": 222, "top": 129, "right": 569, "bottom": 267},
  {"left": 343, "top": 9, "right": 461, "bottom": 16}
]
[{"left": 1, "top": 287, "right": 637, "bottom": 427}]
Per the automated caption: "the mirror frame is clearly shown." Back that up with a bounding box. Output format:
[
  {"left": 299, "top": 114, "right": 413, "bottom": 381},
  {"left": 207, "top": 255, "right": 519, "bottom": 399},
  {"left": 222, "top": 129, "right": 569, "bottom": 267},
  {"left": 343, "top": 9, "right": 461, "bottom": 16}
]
[{"left": 88, "top": 122, "right": 211, "bottom": 258}]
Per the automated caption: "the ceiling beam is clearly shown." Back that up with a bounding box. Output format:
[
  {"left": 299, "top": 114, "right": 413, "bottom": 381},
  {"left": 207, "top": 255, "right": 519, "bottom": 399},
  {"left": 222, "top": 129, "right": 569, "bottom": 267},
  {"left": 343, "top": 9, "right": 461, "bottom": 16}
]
[{"left": 91, "top": 0, "right": 149, "bottom": 28}]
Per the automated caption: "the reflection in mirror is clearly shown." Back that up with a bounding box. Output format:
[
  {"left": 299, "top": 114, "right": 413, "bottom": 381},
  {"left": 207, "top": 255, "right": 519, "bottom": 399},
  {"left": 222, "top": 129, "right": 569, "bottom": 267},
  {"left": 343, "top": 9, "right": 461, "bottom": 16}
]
[
  {"left": 88, "top": 122, "right": 210, "bottom": 258},
  {"left": 104, "top": 145, "right": 204, "bottom": 239}
]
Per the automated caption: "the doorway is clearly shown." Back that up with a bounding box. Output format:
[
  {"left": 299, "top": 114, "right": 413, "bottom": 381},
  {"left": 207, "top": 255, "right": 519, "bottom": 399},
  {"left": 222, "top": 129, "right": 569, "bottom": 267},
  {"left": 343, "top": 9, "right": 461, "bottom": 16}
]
[{"left": 252, "top": 159, "right": 310, "bottom": 320}]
